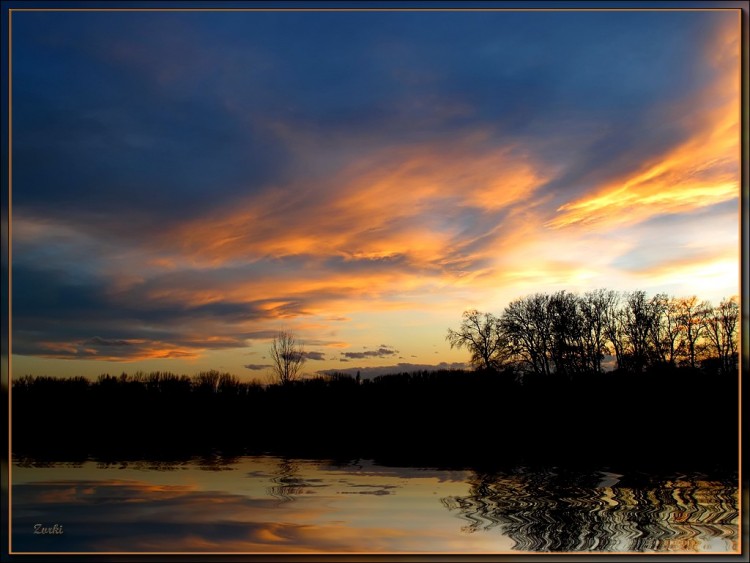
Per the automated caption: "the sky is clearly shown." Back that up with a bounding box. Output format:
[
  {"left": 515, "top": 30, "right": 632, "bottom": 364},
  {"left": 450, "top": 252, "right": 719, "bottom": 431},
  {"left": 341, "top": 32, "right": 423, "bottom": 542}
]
[{"left": 9, "top": 7, "right": 741, "bottom": 380}]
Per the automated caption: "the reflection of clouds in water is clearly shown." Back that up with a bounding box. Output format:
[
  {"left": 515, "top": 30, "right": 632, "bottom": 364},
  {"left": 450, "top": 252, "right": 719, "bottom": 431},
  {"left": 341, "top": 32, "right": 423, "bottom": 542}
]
[
  {"left": 13, "top": 480, "right": 369, "bottom": 552},
  {"left": 13, "top": 480, "right": 280, "bottom": 519},
  {"left": 12, "top": 477, "right": 495, "bottom": 553}
]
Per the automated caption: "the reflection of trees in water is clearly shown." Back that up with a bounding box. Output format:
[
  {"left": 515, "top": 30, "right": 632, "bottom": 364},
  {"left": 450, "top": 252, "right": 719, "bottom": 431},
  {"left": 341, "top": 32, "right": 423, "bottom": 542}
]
[
  {"left": 195, "top": 453, "right": 241, "bottom": 471},
  {"left": 267, "top": 458, "right": 307, "bottom": 502},
  {"left": 441, "top": 469, "right": 738, "bottom": 552}
]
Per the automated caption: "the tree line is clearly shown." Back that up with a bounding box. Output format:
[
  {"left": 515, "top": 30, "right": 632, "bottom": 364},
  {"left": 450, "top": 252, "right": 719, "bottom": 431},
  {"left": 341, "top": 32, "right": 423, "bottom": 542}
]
[
  {"left": 447, "top": 289, "right": 738, "bottom": 377},
  {"left": 12, "top": 370, "right": 261, "bottom": 396},
  {"left": 12, "top": 365, "right": 738, "bottom": 471}
]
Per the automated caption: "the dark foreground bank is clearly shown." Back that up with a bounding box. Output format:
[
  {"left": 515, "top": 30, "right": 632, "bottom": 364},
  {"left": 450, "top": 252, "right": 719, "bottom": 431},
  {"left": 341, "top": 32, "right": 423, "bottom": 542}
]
[{"left": 11, "top": 368, "right": 739, "bottom": 473}]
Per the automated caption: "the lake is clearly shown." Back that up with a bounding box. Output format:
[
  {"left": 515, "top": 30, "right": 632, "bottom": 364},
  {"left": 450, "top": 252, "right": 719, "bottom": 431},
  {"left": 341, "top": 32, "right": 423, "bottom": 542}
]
[{"left": 10, "top": 455, "right": 739, "bottom": 553}]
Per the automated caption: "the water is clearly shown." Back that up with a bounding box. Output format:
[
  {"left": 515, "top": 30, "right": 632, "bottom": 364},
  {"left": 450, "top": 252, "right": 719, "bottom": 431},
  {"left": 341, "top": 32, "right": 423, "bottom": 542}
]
[{"left": 11, "top": 456, "right": 738, "bottom": 553}]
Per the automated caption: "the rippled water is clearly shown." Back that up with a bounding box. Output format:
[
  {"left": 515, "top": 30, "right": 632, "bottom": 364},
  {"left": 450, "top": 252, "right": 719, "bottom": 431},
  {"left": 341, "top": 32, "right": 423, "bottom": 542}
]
[
  {"left": 11, "top": 456, "right": 738, "bottom": 553},
  {"left": 441, "top": 468, "right": 739, "bottom": 552}
]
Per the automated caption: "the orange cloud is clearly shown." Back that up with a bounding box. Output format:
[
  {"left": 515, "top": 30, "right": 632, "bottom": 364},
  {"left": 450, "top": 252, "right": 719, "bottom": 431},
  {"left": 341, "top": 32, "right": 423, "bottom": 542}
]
[
  {"left": 37, "top": 339, "right": 200, "bottom": 362},
  {"left": 82, "top": 133, "right": 552, "bottom": 350},
  {"left": 547, "top": 17, "right": 739, "bottom": 231},
  {"left": 164, "top": 132, "right": 552, "bottom": 270}
]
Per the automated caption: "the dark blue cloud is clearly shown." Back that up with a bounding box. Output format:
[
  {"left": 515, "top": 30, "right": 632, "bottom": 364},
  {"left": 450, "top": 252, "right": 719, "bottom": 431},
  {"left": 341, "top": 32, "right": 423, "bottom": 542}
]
[
  {"left": 244, "top": 363, "right": 272, "bottom": 371},
  {"left": 10, "top": 262, "right": 277, "bottom": 358},
  {"left": 302, "top": 351, "right": 326, "bottom": 361},
  {"left": 12, "top": 12, "right": 295, "bottom": 230},
  {"left": 341, "top": 346, "right": 398, "bottom": 360},
  {"left": 11, "top": 10, "right": 724, "bottom": 231}
]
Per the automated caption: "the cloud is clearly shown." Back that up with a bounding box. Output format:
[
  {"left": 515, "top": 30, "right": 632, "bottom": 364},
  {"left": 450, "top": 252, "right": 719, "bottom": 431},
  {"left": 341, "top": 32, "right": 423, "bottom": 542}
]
[
  {"left": 84, "top": 337, "right": 132, "bottom": 347},
  {"left": 162, "top": 132, "right": 552, "bottom": 275},
  {"left": 244, "top": 364, "right": 272, "bottom": 371},
  {"left": 302, "top": 351, "right": 326, "bottom": 361},
  {"left": 341, "top": 346, "right": 398, "bottom": 360},
  {"left": 546, "top": 15, "right": 739, "bottom": 231},
  {"left": 10, "top": 262, "right": 281, "bottom": 361}
]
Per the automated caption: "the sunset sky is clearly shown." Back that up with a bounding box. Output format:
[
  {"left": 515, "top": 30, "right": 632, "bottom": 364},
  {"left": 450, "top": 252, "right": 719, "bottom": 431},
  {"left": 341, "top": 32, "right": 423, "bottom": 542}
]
[{"left": 9, "top": 7, "right": 741, "bottom": 380}]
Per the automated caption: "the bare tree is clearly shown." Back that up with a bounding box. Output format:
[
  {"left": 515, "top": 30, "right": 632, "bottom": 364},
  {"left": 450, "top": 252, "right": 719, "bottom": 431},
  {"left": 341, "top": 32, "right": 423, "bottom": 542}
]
[
  {"left": 193, "top": 370, "right": 222, "bottom": 393},
  {"left": 446, "top": 310, "right": 509, "bottom": 371},
  {"left": 192, "top": 370, "right": 241, "bottom": 393},
  {"left": 451, "top": 289, "right": 731, "bottom": 378},
  {"left": 621, "top": 290, "right": 658, "bottom": 374},
  {"left": 702, "top": 296, "right": 739, "bottom": 376},
  {"left": 601, "top": 290, "right": 626, "bottom": 371},
  {"left": 548, "top": 290, "right": 584, "bottom": 377},
  {"left": 501, "top": 294, "right": 553, "bottom": 376},
  {"left": 579, "top": 289, "right": 611, "bottom": 374},
  {"left": 270, "top": 331, "right": 306, "bottom": 385},
  {"left": 649, "top": 294, "right": 682, "bottom": 368},
  {"left": 676, "top": 296, "right": 711, "bottom": 369}
]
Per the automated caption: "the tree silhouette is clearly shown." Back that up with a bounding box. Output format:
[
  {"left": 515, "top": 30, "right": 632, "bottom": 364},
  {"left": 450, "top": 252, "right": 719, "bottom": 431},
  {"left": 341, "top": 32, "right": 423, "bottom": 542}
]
[
  {"left": 579, "top": 289, "right": 611, "bottom": 374},
  {"left": 702, "top": 296, "right": 739, "bottom": 376},
  {"left": 501, "top": 293, "right": 553, "bottom": 376},
  {"left": 548, "top": 290, "right": 584, "bottom": 377},
  {"left": 450, "top": 288, "right": 738, "bottom": 377},
  {"left": 602, "top": 290, "right": 626, "bottom": 371},
  {"left": 446, "top": 310, "right": 509, "bottom": 371},
  {"left": 270, "top": 330, "right": 306, "bottom": 385},
  {"left": 621, "top": 290, "right": 657, "bottom": 374},
  {"left": 649, "top": 293, "right": 681, "bottom": 368},
  {"left": 676, "top": 296, "right": 711, "bottom": 369}
]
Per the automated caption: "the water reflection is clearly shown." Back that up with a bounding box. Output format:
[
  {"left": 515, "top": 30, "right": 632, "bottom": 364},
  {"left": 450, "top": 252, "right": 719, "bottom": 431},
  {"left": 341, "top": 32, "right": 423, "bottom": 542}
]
[
  {"left": 12, "top": 478, "right": 330, "bottom": 552},
  {"left": 440, "top": 468, "right": 738, "bottom": 552},
  {"left": 11, "top": 457, "right": 739, "bottom": 553},
  {"left": 265, "top": 458, "right": 334, "bottom": 502}
]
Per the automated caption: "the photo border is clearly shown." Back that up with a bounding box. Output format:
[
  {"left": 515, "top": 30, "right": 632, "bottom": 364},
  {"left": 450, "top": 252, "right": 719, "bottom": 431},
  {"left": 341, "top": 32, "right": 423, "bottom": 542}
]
[{"left": 1, "top": 1, "right": 747, "bottom": 561}]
